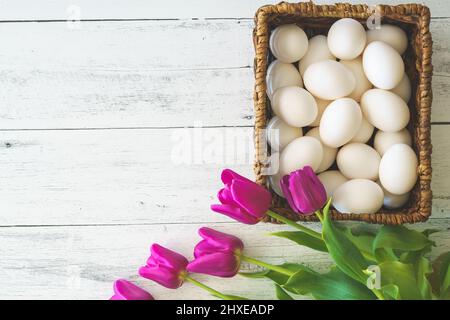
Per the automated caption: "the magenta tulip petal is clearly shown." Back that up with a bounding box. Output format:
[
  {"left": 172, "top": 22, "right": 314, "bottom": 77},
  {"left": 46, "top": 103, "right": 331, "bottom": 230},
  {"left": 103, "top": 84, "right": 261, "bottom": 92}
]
[
  {"left": 230, "top": 179, "right": 271, "bottom": 218},
  {"left": 110, "top": 279, "right": 154, "bottom": 300},
  {"left": 187, "top": 253, "right": 240, "bottom": 277},
  {"left": 139, "top": 266, "right": 184, "bottom": 289},
  {"left": 211, "top": 204, "right": 260, "bottom": 224},
  {"left": 140, "top": 244, "right": 188, "bottom": 289},
  {"left": 193, "top": 240, "right": 214, "bottom": 258},
  {"left": 148, "top": 244, "right": 188, "bottom": 270},
  {"left": 280, "top": 175, "right": 299, "bottom": 213},
  {"left": 193, "top": 227, "right": 243, "bottom": 258},
  {"left": 305, "top": 167, "right": 327, "bottom": 200},
  {"left": 189, "top": 227, "right": 244, "bottom": 278},
  {"left": 212, "top": 169, "right": 272, "bottom": 224},
  {"left": 289, "top": 170, "right": 314, "bottom": 214},
  {"left": 199, "top": 227, "right": 243, "bottom": 251},
  {"left": 278, "top": 166, "right": 327, "bottom": 215},
  {"left": 221, "top": 169, "right": 253, "bottom": 185},
  {"left": 284, "top": 166, "right": 327, "bottom": 215},
  {"left": 217, "top": 187, "right": 237, "bottom": 206}
]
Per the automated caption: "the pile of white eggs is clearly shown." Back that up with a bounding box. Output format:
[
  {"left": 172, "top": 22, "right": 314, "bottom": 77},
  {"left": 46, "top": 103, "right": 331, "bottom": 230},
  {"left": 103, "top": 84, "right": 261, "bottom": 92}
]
[{"left": 266, "top": 18, "right": 418, "bottom": 214}]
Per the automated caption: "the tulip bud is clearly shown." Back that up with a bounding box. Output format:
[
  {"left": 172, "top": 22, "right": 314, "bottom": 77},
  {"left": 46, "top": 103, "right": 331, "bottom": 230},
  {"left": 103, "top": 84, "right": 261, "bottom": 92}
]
[
  {"left": 139, "top": 244, "right": 188, "bottom": 289},
  {"left": 187, "top": 227, "right": 244, "bottom": 277},
  {"left": 211, "top": 169, "right": 272, "bottom": 224},
  {"left": 280, "top": 166, "right": 327, "bottom": 215}
]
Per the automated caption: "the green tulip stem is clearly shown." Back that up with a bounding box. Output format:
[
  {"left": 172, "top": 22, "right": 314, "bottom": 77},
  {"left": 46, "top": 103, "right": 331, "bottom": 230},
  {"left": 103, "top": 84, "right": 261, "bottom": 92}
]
[
  {"left": 185, "top": 276, "right": 230, "bottom": 300},
  {"left": 314, "top": 210, "right": 324, "bottom": 223},
  {"left": 266, "top": 210, "right": 322, "bottom": 240},
  {"left": 240, "top": 255, "right": 295, "bottom": 276}
]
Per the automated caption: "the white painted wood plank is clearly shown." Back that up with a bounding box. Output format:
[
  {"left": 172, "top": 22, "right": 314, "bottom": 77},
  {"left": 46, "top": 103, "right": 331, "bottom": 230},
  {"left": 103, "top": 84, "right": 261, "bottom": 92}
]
[
  {"left": 0, "top": 0, "right": 448, "bottom": 20},
  {"left": 0, "top": 67, "right": 255, "bottom": 129},
  {"left": 0, "top": 125, "right": 448, "bottom": 226},
  {"left": 429, "top": 18, "right": 450, "bottom": 78},
  {"left": 0, "top": 128, "right": 254, "bottom": 226},
  {"left": 0, "top": 219, "right": 448, "bottom": 300},
  {"left": 0, "top": 20, "right": 254, "bottom": 71},
  {"left": 0, "top": 19, "right": 449, "bottom": 128},
  {"left": 0, "top": 20, "right": 254, "bottom": 129},
  {"left": 432, "top": 75, "right": 450, "bottom": 123}
]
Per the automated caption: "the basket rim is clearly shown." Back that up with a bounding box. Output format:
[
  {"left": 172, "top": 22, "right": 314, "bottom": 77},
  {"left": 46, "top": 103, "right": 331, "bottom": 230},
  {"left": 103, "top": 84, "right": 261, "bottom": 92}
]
[{"left": 252, "top": 1, "right": 433, "bottom": 225}]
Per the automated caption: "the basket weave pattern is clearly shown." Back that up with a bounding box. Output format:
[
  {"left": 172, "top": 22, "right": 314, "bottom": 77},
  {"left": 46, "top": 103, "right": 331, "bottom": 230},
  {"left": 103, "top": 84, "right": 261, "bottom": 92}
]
[{"left": 252, "top": 2, "right": 433, "bottom": 224}]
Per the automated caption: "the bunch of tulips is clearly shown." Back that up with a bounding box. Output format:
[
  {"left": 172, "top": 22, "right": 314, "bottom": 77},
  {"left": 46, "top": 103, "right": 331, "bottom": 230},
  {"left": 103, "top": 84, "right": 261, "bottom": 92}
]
[
  {"left": 110, "top": 167, "right": 450, "bottom": 301},
  {"left": 111, "top": 166, "right": 328, "bottom": 300}
]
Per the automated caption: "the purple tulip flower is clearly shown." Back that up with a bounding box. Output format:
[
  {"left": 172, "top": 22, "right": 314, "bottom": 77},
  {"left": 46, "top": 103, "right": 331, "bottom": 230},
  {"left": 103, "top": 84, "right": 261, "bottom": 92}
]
[
  {"left": 187, "top": 227, "right": 244, "bottom": 277},
  {"left": 280, "top": 166, "right": 327, "bottom": 215},
  {"left": 139, "top": 244, "right": 188, "bottom": 289},
  {"left": 110, "top": 279, "right": 154, "bottom": 300},
  {"left": 211, "top": 169, "right": 272, "bottom": 224}
]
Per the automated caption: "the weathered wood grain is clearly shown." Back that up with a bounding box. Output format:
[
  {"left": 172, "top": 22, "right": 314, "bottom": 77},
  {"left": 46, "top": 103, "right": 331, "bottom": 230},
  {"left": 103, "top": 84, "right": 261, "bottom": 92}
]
[
  {"left": 0, "top": 219, "right": 448, "bottom": 300},
  {"left": 0, "top": 128, "right": 253, "bottom": 226},
  {"left": 0, "top": 125, "right": 448, "bottom": 226},
  {"left": 0, "top": 19, "right": 449, "bottom": 129},
  {"left": 0, "top": 0, "right": 449, "bottom": 301},
  {"left": 432, "top": 75, "right": 450, "bottom": 123},
  {"left": 0, "top": 0, "right": 448, "bottom": 20}
]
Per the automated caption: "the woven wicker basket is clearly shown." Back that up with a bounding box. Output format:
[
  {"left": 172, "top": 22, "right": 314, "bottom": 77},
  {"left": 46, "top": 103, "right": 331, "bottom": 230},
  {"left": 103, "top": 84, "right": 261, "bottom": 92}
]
[{"left": 253, "top": 1, "right": 433, "bottom": 224}]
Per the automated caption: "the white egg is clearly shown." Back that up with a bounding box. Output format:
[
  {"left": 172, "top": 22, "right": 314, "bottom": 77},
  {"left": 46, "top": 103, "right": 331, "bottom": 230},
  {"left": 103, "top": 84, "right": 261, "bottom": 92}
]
[
  {"left": 266, "top": 60, "right": 303, "bottom": 100},
  {"left": 350, "top": 116, "right": 374, "bottom": 143},
  {"left": 269, "top": 172, "right": 285, "bottom": 198},
  {"left": 337, "top": 143, "right": 381, "bottom": 180},
  {"left": 383, "top": 190, "right": 410, "bottom": 209},
  {"left": 303, "top": 60, "right": 356, "bottom": 100},
  {"left": 376, "top": 181, "right": 410, "bottom": 209},
  {"left": 279, "top": 136, "right": 323, "bottom": 176},
  {"left": 327, "top": 18, "right": 367, "bottom": 60},
  {"left": 269, "top": 26, "right": 282, "bottom": 58},
  {"left": 318, "top": 170, "right": 349, "bottom": 198},
  {"left": 361, "top": 89, "right": 410, "bottom": 132},
  {"left": 319, "top": 98, "right": 362, "bottom": 148},
  {"left": 333, "top": 179, "right": 384, "bottom": 214},
  {"left": 298, "top": 35, "right": 335, "bottom": 76},
  {"left": 390, "top": 73, "right": 412, "bottom": 103},
  {"left": 374, "top": 129, "right": 412, "bottom": 156},
  {"left": 266, "top": 116, "right": 303, "bottom": 151},
  {"left": 379, "top": 144, "right": 418, "bottom": 195},
  {"left": 366, "top": 24, "right": 408, "bottom": 55},
  {"left": 340, "top": 57, "right": 372, "bottom": 102},
  {"left": 310, "top": 98, "right": 330, "bottom": 127},
  {"left": 269, "top": 24, "right": 308, "bottom": 63},
  {"left": 363, "top": 41, "right": 405, "bottom": 89},
  {"left": 272, "top": 86, "right": 318, "bottom": 127},
  {"left": 305, "top": 127, "right": 338, "bottom": 173}
]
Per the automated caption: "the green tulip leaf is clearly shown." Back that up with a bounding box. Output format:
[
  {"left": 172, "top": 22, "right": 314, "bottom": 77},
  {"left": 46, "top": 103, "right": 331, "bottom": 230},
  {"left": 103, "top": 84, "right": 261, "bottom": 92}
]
[
  {"left": 321, "top": 198, "right": 369, "bottom": 283},
  {"left": 417, "top": 256, "right": 434, "bottom": 300},
  {"left": 373, "top": 226, "right": 434, "bottom": 262},
  {"left": 284, "top": 266, "right": 376, "bottom": 300},
  {"left": 400, "top": 249, "right": 430, "bottom": 265},
  {"left": 271, "top": 231, "right": 328, "bottom": 252},
  {"left": 239, "top": 263, "right": 303, "bottom": 286},
  {"left": 342, "top": 227, "right": 376, "bottom": 262},
  {"left": 275, "top": 284, "right": 294, "bottom": 300},
  {"left": 378, "top": 261, "right": 423, "bottom": 300},
  {"left": 381, "top": 284, "right": 400, "bottom": 300}
]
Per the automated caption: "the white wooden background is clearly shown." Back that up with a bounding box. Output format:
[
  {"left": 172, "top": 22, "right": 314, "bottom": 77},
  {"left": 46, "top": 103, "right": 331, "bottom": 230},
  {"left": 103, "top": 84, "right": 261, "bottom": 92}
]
[{"left": 0, "top": 0, "right": 449, "bottom": 300}]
